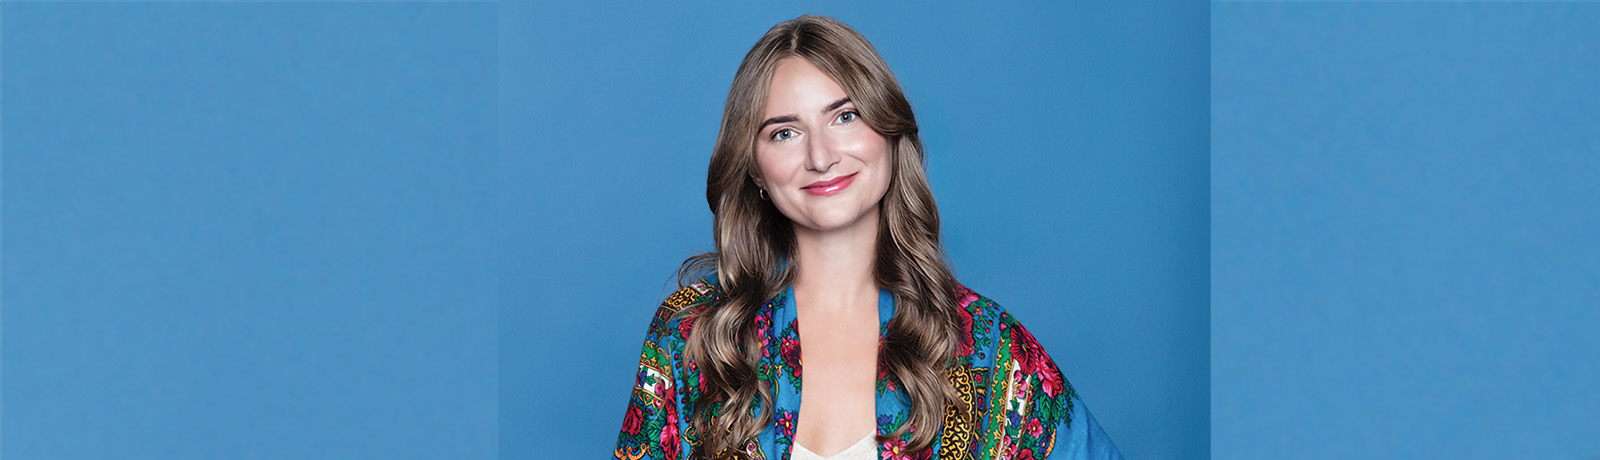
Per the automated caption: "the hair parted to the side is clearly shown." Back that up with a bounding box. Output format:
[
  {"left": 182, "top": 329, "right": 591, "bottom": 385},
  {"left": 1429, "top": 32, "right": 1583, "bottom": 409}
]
[{"left": 677, "top": 15, "right": 965, "bottom": 458}]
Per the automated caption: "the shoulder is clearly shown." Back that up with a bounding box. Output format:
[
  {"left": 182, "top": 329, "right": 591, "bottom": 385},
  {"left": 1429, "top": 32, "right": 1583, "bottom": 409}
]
[
  {"left": 953, "top": 282, "right": 1007, "bottom": 324},
  {"left": 949, "top": 283, "right": 1020, "bottom": 358},
  {"left": 642, "top": 277, "right": 723, "bottom": 345},
  {"left": 950, "top": 282, "right": 1052, "bottom": 352},
  {"left": 951, "top": 281, "right": 1077, "bottom": 401},
  {"left": 952, "top": 283, "right": 1087, "bottom": 451},
  {"left": 629, "top": 278, "right": 722, "bottom": 398}
]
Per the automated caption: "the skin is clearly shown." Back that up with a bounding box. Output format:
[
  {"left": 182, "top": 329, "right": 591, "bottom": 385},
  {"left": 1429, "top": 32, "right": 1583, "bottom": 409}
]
[{"left": 750, "top": 57, "right": 894, "bottom": 456}]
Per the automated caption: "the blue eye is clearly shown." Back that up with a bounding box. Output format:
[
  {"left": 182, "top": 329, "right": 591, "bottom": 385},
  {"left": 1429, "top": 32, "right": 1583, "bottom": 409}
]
[
  {"left": 772, "top": 128, "right": 796, "bottom": 141},
  {"left": 837, "top": 111, "right": 858, "bottom": 123}
]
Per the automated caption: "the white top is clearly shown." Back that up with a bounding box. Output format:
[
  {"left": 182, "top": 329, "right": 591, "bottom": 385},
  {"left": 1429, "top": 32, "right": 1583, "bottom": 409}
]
[{"left": 790, "top": 433, "right": 877, "bottom": 460}]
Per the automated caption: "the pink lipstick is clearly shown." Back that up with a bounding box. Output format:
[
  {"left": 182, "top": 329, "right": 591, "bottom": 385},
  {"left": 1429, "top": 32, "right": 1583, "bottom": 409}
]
[{"left": 802, "top": 173, "right": 857, "bottom": 196}]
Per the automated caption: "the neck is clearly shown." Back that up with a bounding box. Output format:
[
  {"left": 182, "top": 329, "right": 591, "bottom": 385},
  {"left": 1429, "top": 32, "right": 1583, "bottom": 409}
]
[{"left": 791, "top": 207, "right": 880, "bottom": 314}]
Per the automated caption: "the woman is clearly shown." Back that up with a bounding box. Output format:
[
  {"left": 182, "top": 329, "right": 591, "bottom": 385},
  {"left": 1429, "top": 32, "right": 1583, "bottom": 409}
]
[{"left": 614, "top": 15, "right": 1121, "bottom": 460}]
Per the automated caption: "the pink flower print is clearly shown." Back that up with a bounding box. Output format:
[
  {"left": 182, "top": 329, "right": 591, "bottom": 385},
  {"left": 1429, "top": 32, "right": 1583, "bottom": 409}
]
[
  {"left": 997, "top": 434, "right": 1014, "bottom": 459},
  {"left": 660, "top": 402, "right": 680, "bottom": 459},
  {"left": 880, "top": 437, "right": 915, "bottom": 460},
  {"left": 955, "top": 286, "right": 980, "bottom": 309},
  {"left": 777, "top": 410, "right": 797, "bottom": 435},
  {"left": 1038, "top": 368, "right": 1064, "bottom": 397}
]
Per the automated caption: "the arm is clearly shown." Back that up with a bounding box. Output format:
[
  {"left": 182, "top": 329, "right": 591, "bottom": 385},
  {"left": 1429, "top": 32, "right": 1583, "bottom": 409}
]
[
  {"left": 613, "top": 282, "right": 717, "bottom": 460},
  {"left": 994, "top": 313, "right": 1124, "bottom": 460},
  {"left": 612, "top": 329, "right": 687, "bottom": 460}
]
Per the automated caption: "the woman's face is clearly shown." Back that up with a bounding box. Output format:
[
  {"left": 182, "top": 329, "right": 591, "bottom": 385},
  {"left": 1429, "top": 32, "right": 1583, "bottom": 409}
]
[{"left": 751, "top": 57, "right": 894, "bottom": 235}]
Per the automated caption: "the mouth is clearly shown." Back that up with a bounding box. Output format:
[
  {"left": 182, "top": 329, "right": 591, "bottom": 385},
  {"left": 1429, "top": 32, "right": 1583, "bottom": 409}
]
[{"left": 802, "top": 173, "right": 858, "bottom": 196}]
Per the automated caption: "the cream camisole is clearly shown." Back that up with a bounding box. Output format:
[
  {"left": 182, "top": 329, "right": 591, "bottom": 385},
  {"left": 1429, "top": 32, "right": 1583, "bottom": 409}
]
[{"left": 789, "top": 433, "right": 877, "bottom": 460}]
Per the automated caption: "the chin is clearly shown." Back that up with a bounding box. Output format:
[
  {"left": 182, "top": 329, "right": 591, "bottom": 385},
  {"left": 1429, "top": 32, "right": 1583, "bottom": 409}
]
[{"left": 800, "top": 207, "right": 876, "bottom": 233}]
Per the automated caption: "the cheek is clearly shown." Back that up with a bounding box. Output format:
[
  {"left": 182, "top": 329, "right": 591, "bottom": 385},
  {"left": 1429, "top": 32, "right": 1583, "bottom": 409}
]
[
  {"left": 853, "top": 134, "right": 894, "bottom": 180},
  {"left": 842, "top": 128, "right": 891, "bottom": 163},
  {"left": 753, "top": 147, "right": 791, "bottom": 186},
  {"left": 870, "top": 137, "right": 893, "bottom": 168}
]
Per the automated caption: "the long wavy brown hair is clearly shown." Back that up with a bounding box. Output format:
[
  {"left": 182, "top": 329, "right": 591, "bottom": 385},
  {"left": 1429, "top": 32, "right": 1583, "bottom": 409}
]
[{"left": 677, "top": 15, "right": 963, "bottom": 457}]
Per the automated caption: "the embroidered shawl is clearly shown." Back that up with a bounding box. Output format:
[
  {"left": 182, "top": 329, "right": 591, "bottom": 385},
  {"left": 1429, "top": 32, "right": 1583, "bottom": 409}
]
[{"left": 613, "top": 280, "right": 1122, "bottom": 460}]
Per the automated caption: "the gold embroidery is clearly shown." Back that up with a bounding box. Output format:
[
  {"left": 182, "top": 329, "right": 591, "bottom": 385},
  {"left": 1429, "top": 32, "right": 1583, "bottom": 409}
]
[
  {"left": 662, "top": 282, "right": 710, "bottom": 314},
  {"left": 651, "top": 281, "right": 721, "bottom": 336},
  {"left": 614, "top": 445, "right": 646, "bottom": 460},
  {"left": 938, "top": 365, "right": 979, "bottom": 460},
  {"left": 1044, "top": 427, "right": 1058, "bottom": 458}
]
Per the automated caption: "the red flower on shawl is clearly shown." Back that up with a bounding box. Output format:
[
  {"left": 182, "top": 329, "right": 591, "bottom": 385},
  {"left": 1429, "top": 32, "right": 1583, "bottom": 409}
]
[
  {"left": 1009, "top": 322, "right": 1064, "bottom": 397},
  {"left": 955, "top": 286, "right": 980, "bottom": 309},
  {"left": 780, "top": 335, "right": 803, "bottom": 377},
  {"left": 677, "top": 314, "right": 697, "bottom": 342},
  {"left": 622, "top": 403, "right": 643, "bottom": 435}
]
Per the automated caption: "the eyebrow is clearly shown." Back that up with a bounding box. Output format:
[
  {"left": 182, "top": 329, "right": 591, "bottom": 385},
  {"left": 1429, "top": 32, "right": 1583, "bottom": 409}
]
[
  {"left": 824, "top": 97, "right": 852, "bottom": 112},
  {"left": 758, "top": 97, "right": 853, "bottom": 131}
]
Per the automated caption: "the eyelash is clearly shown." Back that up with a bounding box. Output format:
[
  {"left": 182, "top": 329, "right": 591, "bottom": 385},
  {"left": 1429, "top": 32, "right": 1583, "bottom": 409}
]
[{"left": 768, "top": 110, "right": 860, "bottom": 142}]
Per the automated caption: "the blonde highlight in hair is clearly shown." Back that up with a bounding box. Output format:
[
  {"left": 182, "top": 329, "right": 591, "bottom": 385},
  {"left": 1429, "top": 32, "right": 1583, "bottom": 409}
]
[{"left": 681, "top": 15, "right": 963, "bottom": 457}]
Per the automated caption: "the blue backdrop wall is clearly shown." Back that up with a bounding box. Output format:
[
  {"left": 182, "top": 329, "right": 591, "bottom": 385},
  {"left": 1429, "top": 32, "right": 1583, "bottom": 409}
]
[
  {"left": 16, "top": 3, "right": 1592, "bottom": 460},
  {"left": 499, "top": 2, "right": 1209, "bottom": 459},
  {"left": 4, "top": 3, "right": 1205, "bottom": 459},
  {"left": 1213, "top": 3, "right": 1600, "bottom": 459},
  {"left": 3, "top": 3, "right": 497, "bottom": 459}
]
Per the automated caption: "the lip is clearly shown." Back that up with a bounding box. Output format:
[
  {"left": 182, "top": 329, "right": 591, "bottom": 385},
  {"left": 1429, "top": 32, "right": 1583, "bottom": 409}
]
[{"left": 802, "top": 173, "right": 857, "bottom": 196}]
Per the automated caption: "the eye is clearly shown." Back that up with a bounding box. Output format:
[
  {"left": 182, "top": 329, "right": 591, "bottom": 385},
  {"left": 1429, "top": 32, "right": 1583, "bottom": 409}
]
[
  {"left": 836, "top": 111, "right": 859, "bottom": 124},
  {"left": 771, "top": 128, "right": 797, "bottom": 142}
]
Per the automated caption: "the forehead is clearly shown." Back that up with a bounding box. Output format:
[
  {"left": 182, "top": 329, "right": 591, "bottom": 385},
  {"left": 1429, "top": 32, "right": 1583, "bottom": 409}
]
[{"left": 763, "top": 57, "right": 848, "bottom": 117}]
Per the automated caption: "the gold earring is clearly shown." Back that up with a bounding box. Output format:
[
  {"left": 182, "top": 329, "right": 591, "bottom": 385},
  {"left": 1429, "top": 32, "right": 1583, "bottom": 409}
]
[{"left": 759, "top": 188, "right": 769, "bottom": 200}]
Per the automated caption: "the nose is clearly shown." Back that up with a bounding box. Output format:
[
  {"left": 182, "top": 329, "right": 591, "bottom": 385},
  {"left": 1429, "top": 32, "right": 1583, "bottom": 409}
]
[{"left": 804, "top": 129, "right": 841, "bottom": 172}]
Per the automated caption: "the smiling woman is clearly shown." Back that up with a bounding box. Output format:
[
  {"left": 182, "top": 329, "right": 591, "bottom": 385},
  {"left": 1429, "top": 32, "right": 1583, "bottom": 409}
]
[
  {"left": 753, "top": 58, "right": 894, "bottom": 239},
  {"left": 611, "top": 15, "right": 1122, "bottom": 460}
]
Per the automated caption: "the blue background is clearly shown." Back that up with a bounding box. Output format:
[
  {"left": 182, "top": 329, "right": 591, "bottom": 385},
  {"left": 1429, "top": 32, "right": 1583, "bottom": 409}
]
[
  {"left": 499, "top": 2, "right": 1208, "bottom": 459},
  {"left": 3, "top": 3, "right": 497, "bottom": 459},
  {"left": 11, "top": 2, "right": 1595, "bottom": 460},
  {"left": 1214, "top": 3, "right": 1600, "bottom": 460}
]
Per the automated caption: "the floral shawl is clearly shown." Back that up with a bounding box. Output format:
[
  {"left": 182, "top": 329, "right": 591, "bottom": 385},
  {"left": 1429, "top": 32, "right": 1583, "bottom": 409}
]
[{"left": 613, "top": 279, "right": 1122, "bottom": 460}]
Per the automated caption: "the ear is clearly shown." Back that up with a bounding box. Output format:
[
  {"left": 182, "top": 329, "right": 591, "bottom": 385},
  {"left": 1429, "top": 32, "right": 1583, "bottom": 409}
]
[{"left": 749, "top": 173, "right": 767, "bottom": 190}]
